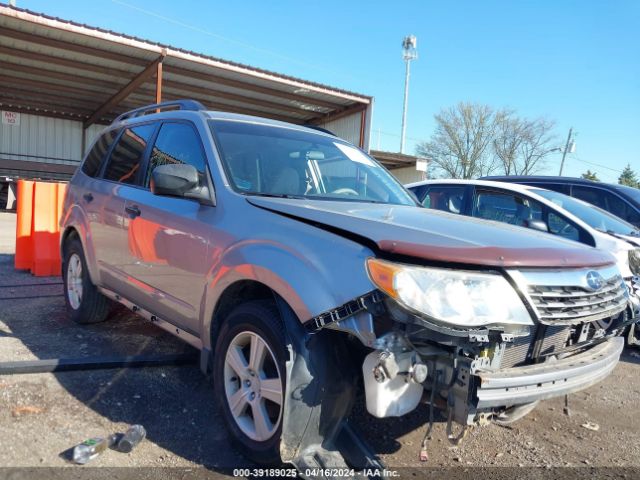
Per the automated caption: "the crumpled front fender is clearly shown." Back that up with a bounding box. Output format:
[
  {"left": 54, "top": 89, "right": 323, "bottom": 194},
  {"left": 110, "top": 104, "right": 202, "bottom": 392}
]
[{"left": 276, "top": 297, "right": 383, "bottom": 473}]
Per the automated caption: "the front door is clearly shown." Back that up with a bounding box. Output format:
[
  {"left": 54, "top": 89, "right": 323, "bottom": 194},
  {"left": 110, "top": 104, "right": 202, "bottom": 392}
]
[{"left": 120, "top": 121, "right": 212, "bottom": 335}]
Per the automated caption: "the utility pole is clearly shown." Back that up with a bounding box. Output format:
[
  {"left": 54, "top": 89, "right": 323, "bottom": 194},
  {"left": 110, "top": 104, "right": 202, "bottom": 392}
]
[
  {"left": 558, "top": 127, "right": 574, "bottom": 176},
  {"left": 400, "top": 35, "right": 417, "bottom": 154}
]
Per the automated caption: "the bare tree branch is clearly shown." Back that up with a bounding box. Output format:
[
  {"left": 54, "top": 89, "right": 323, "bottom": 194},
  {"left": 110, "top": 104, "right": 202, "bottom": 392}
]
[{"left": 416, "top": 102, "right": 499, "bottom": 179}]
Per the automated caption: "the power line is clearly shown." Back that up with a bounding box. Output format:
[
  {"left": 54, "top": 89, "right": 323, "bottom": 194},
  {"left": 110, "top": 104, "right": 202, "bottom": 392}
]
[{"left": 564, "top": 155, "right": 624, "bottom": 175}]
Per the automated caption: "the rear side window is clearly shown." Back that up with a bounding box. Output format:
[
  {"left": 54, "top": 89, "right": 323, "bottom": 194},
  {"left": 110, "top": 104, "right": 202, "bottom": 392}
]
[
  {"left": 422, "top": 186, "right": 465, "bottom": 214},
  {"left": 572, "top": 186, "right": 607, "bottom": 210},
  {"left": 103, "top": 124, "right": 156, "bottom": 185},
  {"left": 144, "top": 123, "right": 207, "bottom": 188},
  {"left": 82, "top": 129, "right": 117, "bottom": 177}
]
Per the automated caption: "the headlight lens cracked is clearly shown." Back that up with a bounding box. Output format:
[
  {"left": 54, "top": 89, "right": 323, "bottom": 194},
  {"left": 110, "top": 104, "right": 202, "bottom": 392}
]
[{"left": 367, "top": 258, "right": 532, "bottom": 332}]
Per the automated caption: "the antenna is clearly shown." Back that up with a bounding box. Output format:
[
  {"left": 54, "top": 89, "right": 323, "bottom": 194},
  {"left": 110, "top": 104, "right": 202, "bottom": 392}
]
[{"left": 400, "top": 35, "right": 417, "bottom": 154}]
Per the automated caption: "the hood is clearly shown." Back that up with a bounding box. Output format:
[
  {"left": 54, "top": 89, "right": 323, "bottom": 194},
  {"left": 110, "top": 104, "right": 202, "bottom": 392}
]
[{"left": 247, "top": 197, "right": 615, "bottom": 269}]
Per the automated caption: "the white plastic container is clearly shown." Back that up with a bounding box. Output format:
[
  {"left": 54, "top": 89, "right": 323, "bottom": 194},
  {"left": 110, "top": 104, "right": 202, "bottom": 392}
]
[{"left": 362, "top": 350, "right": 423, "bottom": 418}]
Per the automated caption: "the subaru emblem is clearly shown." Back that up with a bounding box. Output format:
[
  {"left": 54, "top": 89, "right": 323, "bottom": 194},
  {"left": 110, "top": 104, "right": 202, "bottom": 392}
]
[{"left": 585, "top": 271, "right": 604, "bottom": 291}]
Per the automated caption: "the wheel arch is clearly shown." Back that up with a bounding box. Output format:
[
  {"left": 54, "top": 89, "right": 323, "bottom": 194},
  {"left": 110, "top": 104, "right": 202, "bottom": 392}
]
[
  {"left": 60, "top": 205, "right": 100, "bottom": 285},
  {"left": 201, "top": 278, "right": 299, "bottom": 374}
]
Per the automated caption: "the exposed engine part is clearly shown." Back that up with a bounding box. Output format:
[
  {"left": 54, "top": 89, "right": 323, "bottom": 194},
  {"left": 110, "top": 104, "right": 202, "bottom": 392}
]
[
  {"left": 374, "top": 350, "right": 400, "bottom": 382},
  {"left": 419, "top": 370, "right": 441, "bottom": 462},
  {"left": 363, "top": 348, "right": 426, "bottom": 418},
  {"left": 372, "top": 331, "right": 413, "bottom": 352},
  {"left": 411, "top": 362, "right": 428, "bottom": 383}
]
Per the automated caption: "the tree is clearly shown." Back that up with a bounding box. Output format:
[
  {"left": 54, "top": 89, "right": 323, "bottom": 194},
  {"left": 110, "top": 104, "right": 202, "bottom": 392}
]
[
  {"left": 493, "top": 114, "right": 556, "bottom": 175},
  {"left": 618, "top": 164, "right": 639, "bottom": 188},
  {"left": 517, "top": 118, "right": 556, "bottom": 175},
  {"left": 416, "top": 102, "right": 499, "bottom": 179},
  {"left": 581, "top": 170, "right": 599, "bottom": 181},
  {"left": 492, "top": 111, "right": 523, "bottom": 176}
]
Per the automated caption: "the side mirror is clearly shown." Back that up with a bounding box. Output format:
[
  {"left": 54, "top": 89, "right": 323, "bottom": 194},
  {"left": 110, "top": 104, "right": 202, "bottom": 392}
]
[
  {"left": 150, "top": 164, "right": 210, "bottom": 203},
  {"left": 525, "top": 219, "right": 549, "bottom": 233}
]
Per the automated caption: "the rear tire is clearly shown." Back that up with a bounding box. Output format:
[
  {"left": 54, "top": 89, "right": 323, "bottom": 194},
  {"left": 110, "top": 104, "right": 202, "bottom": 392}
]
[
  {"left": 62, "top": 236, "right": 111, "bottom": 324},
  {"left": 213, "top": 300, "right": 286, "bottom": 465}
]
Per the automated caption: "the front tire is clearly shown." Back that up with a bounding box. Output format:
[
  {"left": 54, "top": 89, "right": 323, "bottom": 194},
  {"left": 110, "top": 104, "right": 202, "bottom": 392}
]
[
  {"left": 214, "top": 301, "right": 286, "bottom": 465},
  {"left": 62, "top": 237, "right": 111, "bottom": 324}
]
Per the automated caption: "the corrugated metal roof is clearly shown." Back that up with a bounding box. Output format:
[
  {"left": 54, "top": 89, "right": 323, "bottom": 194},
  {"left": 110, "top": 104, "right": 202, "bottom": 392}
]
[
  {"left": 0, "top": 3, "right": 371, "bottom": 126},
  {"left": 370, "top": 150, "right": 420, "bottom": 169}
]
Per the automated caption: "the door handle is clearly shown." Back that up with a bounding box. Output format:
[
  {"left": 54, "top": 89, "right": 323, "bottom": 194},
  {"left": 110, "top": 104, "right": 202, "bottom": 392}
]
[
  {"left": 125, "top": 205, "right": 141, "bottom": 218},
  {"left": 82, "top": 192, "right": 93, "bottom": 203}
]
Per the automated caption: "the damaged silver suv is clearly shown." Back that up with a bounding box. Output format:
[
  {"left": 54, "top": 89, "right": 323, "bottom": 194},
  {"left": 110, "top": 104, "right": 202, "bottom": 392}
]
[{"left": 61, "top": 100, "right": 635, "bottom": 471}]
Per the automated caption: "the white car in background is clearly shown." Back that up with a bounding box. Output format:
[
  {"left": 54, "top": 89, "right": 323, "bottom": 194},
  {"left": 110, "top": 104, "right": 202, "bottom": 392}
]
[{"left": 406, "top": 179, "right": 640, "bottom": 317}]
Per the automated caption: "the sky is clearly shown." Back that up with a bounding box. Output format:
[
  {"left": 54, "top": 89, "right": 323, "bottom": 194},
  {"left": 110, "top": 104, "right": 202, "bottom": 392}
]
[{"left": 15, "top": 0, "right": 640, "bottom": 183}]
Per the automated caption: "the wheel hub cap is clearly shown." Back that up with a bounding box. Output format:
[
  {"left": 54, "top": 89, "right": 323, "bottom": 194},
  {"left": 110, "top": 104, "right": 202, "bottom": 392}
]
[
  {"left": 223, "top": 331, "right": 283, "bottom": 442},
  {"left": 66, "top": 253, "right": 83, "bottom": 310}
]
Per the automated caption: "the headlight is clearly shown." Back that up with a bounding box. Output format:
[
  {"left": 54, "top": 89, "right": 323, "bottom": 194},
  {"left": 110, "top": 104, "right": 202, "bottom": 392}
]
[
  {"left": 629, "top": 249, "right": 640, "bottom": 276},
  {"left": 366, "top": 258, "right": 532, "bottom": 332}
]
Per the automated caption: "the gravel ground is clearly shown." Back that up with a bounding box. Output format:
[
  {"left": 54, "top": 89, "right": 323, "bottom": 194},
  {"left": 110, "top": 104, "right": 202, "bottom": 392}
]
[{"left": 1, "top": 211, "right": 640, "bottom": 477}]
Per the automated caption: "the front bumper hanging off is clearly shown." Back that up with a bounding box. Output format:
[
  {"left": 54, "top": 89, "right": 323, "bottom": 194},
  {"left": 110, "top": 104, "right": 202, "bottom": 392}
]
[{"left": 474, "top": 336, "right": 624, "bottom": 408}]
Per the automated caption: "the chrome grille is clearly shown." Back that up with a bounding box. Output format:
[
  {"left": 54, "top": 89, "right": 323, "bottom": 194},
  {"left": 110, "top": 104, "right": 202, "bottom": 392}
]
[{"left": 527, "top": 276, "right": 627, "bottom": 324}]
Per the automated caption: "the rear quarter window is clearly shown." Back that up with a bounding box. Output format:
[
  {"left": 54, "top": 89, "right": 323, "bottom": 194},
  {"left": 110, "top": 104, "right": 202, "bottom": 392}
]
[
  {"left": 81, "top": 129, "right": 118, "bottom": 177},
  {"left": 103, "top": 124, "right": 156, "bottom": 185}
]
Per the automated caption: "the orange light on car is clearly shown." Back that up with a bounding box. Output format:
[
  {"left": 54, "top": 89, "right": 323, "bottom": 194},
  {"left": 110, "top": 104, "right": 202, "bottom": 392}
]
[{"left": 366, "top": 258, "right": 401, "bottom": 299}]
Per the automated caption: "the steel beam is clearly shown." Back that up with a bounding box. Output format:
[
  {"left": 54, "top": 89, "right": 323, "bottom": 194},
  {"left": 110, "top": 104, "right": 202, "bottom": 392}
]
[{"left": 84, "top": 51, "right": 167, "bottom": 128}]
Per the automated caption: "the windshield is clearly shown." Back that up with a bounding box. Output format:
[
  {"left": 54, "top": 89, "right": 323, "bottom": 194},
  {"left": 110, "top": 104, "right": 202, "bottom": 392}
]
[
  {"left": 209, "top": 120, "right": 416, "bottom": 206},
  {"left": 533, "top": 188, "right": 640, "bottom": 236}
]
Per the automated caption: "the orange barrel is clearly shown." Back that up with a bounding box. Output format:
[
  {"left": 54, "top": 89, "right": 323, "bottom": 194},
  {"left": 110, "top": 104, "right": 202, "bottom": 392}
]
[
  {"left": 14, "top": 180, "right": 35, "bottom": 270},
  {"left": 30, "top": 182, "right": 62, "bottom": 276}
]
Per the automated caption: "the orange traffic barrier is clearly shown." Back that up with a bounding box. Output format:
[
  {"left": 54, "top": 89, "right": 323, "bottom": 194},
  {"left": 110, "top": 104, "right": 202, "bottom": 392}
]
[
  {"left": 14, "top": 180, "right": 35, "bottom": 270},
  {"left": 14, "top": 180, "right": 68, "bottom": 277}
]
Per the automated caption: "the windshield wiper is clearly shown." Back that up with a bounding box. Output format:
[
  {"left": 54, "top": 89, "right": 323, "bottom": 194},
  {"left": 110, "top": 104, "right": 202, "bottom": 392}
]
[{"left": 247, "top": 192, "right": 306, "bottom": 200}]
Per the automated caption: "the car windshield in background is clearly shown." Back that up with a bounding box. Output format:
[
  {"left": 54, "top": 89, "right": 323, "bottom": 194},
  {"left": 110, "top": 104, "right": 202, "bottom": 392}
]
[
  {"left": 209, "top": 120, "right": 416, "bottom": 206},
  {"left": 533, "top": 188, "right": 640, "bottom": 236}
]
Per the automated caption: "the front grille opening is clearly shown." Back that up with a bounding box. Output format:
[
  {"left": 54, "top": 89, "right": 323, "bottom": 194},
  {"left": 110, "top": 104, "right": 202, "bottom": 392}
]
[{"left": 527, "top": 276, "right": 627, "bottom": 323}]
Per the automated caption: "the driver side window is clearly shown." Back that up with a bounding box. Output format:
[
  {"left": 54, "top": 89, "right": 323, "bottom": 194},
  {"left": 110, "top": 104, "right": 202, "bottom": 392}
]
[{"left": 144, "top": 122, "right": 207, "bottom": 189}]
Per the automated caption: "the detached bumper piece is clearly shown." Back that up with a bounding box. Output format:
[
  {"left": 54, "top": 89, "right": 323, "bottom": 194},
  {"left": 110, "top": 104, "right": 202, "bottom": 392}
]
[{"left": 475, "top": 336, "right": 624, "bottom": 408}]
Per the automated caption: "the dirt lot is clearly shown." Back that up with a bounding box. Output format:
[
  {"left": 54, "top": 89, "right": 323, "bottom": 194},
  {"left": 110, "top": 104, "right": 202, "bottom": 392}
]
[{"left": 1, "top": 211, "right": 640, "bottom": 477}]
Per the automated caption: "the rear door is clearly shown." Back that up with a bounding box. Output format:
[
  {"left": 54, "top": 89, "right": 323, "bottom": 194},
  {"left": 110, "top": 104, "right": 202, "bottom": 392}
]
[
  {"left": 121, "top": 121, "right": 212, "bottom": 335},
  {"left": 78, "top": 129, "right": 118, "bottom": 281},
  {"left": 93, "top": 122, "right": 157, "bottom": 295}
]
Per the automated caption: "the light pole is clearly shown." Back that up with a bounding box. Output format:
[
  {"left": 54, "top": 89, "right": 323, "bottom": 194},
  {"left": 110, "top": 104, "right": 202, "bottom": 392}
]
[
  {"left": 400, "top": 35, "right": 417, "bottom": 154},
  {"left": 558, "top": 127, "right": 576, "bottom": 176}
]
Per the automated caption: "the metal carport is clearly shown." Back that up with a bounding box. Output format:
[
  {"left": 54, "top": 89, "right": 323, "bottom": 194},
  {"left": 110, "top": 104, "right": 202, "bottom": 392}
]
[{"left": 0, "top": 4, "right": 372, "bottom": 185}]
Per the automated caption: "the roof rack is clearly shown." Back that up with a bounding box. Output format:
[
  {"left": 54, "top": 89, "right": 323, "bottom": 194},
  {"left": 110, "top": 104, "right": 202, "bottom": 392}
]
[
  {"left": 303, "top": 124, "right": 336, "bottom": 136},
  {"left": 114, "top": 100, "right": 206, "bottom": 123}
]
